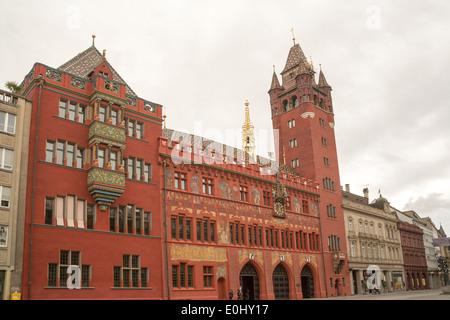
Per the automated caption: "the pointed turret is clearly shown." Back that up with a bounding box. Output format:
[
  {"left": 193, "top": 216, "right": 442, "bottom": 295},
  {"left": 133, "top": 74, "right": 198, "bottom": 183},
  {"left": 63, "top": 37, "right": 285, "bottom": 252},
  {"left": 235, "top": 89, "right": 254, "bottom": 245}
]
[
  {"left": 318, "top": 66, "right": 331, "bottom": 88},
  {"left": 269, "top": 66, "right": 282, "bottom": 92}
]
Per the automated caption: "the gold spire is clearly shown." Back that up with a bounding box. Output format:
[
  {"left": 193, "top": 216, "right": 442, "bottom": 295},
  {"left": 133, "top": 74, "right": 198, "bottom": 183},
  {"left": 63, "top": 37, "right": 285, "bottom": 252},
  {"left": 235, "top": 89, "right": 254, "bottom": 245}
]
[
  {"left": 283, "top": 146, "right": 286, "bottom": 165},
  {"left": 92, "top": 34, "right": 96, "bottom": 46},
  {"left": 243, "top": 100, "right": 253, "bottom": 132},
  {"left": 102, "top": 49, "right": 106, "bottom": 60},
  {"left": 163, "top": 106, "right": 167, "bottom": 129},
  {"left": 290, "top": 27, "right": 296, "bottom": 45}
]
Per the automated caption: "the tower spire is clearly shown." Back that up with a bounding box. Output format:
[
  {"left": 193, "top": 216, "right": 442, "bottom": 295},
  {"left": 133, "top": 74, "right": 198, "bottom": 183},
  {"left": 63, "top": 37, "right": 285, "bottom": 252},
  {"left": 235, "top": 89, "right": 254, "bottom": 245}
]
[
  {"left": 242, "top": 100, "right": 256, "bottom": 163},
  {"left": 291, "top": 28, "right": 296, "bottom": 45},
  {"left": 92, "top": 34, "right": 96, "bottom": 46}
]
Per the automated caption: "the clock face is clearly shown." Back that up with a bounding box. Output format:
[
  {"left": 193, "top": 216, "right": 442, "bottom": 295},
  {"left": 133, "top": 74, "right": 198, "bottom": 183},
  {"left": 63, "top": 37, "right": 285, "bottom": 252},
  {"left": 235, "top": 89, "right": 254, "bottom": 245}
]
[{"left": 274, "top": 201, "right": 286, "bottom": 218}]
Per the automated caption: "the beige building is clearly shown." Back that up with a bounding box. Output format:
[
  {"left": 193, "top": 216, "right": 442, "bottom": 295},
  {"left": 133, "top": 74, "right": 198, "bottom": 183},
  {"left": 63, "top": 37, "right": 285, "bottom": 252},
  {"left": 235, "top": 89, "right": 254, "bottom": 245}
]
[
  {"left": 342, "top": 186, "right": 404, "bottom": 295},
  {"left": 0, "top": 89, "right": 31, "bottom": 300}
]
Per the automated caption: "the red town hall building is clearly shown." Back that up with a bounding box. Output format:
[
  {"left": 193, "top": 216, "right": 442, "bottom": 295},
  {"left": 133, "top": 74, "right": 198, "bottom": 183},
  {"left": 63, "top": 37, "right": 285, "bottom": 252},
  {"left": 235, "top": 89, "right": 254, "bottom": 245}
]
[{"left": 15, "top": 38, "right": 350, "bottom": 299}]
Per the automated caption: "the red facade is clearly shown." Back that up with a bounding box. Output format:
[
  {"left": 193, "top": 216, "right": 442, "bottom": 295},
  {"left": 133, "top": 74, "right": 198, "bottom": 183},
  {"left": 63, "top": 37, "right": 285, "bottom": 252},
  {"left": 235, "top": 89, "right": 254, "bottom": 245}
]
[
  {"left": 20, "top": 47, "right": 164, "bottom": 299},
  {"left": 17, "top": 40, "right": 351, "bottom": 299},
  {"left": 398, "top": 221, "right": 429, "bottom": 290},
  {"left": 269, "top": 43, "right": 351, "bottom": 297}
]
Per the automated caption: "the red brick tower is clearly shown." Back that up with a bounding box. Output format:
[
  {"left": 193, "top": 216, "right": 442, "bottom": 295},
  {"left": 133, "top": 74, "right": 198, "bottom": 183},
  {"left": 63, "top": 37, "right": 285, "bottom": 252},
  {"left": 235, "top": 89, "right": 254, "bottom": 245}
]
[{"left": 269, "top": 40, "right": 351, "bottom": 297}]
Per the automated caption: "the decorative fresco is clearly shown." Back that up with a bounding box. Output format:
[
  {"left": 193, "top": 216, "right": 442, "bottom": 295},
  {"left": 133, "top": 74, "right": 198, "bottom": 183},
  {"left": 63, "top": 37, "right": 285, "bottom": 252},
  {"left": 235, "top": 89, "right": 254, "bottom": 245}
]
[
  {"left": 171, "top": 244, "right": 227, "bottom": 262},
  {"left": 292, "top": 198, "right": 301, "bottom": 213},
  {"left": 251, "top": 188, "right": 261, "bottom": 205},
  {"left": 310, "top": 202, "right": 319, "bottom": 217},
  {"left": 218, "top": 180, "right": 238, "bottom": 200},
  {"left": 190, "top": 175, "right": 200, "bottom": 194}
]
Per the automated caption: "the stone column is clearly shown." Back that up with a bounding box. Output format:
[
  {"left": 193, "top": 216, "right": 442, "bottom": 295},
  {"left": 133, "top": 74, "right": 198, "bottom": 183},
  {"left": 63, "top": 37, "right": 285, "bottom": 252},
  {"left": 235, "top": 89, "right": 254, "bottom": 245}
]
[
  {"left": 356, "top": 269, "right": 363, "bottom": 294},
  {"left": 2, "top": 270, "right": 11, "bottom": 300}
]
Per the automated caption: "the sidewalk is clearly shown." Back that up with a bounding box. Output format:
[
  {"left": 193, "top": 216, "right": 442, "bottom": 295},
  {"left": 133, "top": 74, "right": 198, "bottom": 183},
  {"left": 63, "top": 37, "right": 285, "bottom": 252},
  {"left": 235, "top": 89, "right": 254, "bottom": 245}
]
[{"left": 313, "top": 288, "right": 450, "bottom": 300}]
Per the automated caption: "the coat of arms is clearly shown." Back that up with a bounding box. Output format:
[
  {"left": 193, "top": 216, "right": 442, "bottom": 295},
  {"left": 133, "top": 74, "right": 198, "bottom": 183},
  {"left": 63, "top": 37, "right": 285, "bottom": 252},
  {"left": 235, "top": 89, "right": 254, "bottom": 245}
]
[{"left": 272, "top": 176, "right": 287, "bottom": 218}]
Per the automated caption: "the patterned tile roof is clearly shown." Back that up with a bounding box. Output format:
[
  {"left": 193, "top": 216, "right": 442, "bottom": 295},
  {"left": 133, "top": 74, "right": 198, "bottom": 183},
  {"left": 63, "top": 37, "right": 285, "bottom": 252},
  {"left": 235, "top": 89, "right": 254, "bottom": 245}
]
[
  {"left": 162, "top": 128, "right": 287, "bottom": 170},
  {"left": 269, "top": 71, "right": 282, "bottom": 91},
  {"left": 318, "top": 69, "right": 330, "bottom": 88},
  {"left": 281, "top": 44, "right": 310, "bottom": 74},
  {"left": 58, "top": 45, "right": 137, "bottom": 96}
]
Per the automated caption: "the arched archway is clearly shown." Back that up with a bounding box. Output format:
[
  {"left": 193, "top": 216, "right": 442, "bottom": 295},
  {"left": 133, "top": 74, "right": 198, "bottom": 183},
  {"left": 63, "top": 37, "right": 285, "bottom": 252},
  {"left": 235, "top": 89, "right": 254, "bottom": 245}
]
[
  {"left": 272, "top": 264, "right": 290, "bottom": 300},
  {"left": 300, "top": 264, "right": 315, "bottom": 299},
  {"left": 239, "top": 262, "right": 260, "bottom": 300}
]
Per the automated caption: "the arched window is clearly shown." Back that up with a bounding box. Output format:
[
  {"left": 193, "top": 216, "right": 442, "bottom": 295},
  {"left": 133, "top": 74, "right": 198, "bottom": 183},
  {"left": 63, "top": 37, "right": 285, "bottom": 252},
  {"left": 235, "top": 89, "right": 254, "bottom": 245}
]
[
  {"left": 291, "top": 96, "right": 298, "bottom": 108},
  {"left": 282, "top": 100, "right": 288, "bottom": 112}
]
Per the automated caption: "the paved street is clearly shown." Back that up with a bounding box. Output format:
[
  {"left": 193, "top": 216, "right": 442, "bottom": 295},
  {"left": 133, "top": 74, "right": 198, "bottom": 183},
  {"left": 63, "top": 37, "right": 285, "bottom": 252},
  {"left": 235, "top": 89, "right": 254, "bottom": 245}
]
[{"left": 313, "top": 288, "right": 450, "bottom": 300}]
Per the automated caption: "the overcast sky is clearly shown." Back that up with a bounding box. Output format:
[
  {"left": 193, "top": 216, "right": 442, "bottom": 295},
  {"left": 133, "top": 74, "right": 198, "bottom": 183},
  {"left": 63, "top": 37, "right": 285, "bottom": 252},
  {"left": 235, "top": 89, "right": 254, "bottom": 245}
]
[{"left": 1, "top": 0, "right": 449, "bottom": 235}]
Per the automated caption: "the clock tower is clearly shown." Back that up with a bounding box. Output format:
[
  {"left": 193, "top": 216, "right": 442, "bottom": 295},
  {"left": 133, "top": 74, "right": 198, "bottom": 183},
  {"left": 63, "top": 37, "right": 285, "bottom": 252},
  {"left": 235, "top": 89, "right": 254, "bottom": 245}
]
[{"left": 269, "top": 40, "right": 351, "bottom": 297}]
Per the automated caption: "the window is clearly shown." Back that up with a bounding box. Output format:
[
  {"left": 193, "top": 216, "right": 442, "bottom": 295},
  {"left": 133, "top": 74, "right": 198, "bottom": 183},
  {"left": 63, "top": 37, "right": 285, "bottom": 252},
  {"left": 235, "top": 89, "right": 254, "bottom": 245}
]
[
  {"left": 0, "top": 148, "right": 13, "bottom": 170},
  {"left": 0, "top": 186, "right": 11, "bottom": 208},
  {"left": 76, "top": 147, "right": 84, "bottom": 169},
  {"left": 109, "top": 150, "right": 117, "bottom": 170},
  {"left": 239, "top": 186, "right": 248, "bottom": 202},
  {"left": 196, "top": 218, "right": 216, "bottom": 243},
  {"left": 127, "top": 119, "right": 135, "bottom": 137},
  {"left": 97, "top": 147, "right": 105, "bottom": 168},
  {"left": 319, "top": 118, "right": 326, "bottom": 127},
  {"left": 58, "top": 99, "right": 86, "bottom": 123},
  {"left": 289, "top": 138, "right": 297, "bottom": 148},
  {"left": 136, "top": 159, "right": 142, "bottom": 180},
  {"left": 172, "top": 263, "right": 193, "bottom": 288},
  {"left": 136, "top": 122, "right": 143, "bottom": 139},
  {"left": 78, "top": 105, "right": 86, "bottom": 123},
  {"left": 56, "top": 141, "right": 65, "bottom": 165},
  {"left": 46, "top": 195, "right": 93, "bottom": 229},
  {"left": 118, "top": 206, "right": 125, "bottom": 233},
  {"left": 126, "top": 157, "right": 134, "bottom": 178},
  {"left": 328, "top": 235, "right": 341, "bottom": 251},
  {"left": 127, "top": 205, "right": 134, "bottom": 234},
  {"left": 174, "top": 172, "right": 187, "bottom": 190},
  {"left": 59, "top": 99, "right": 67, "bottom": 118},
  {"left": 202, "top": 178, "right": 213, "bottom": 195},
  {"left": 68, "top": 102, "right": 77, "bottom": 121},
  {"left": 291, "top": 158, "right": 299, "bottom": 168},
  {"left": 323, "top": 157, "right": 330, "bottom": 166},
  {"left": 144, "top": 163, "right": 152, "bottom": 182},
  {"left": 302, "top": 200, "right": 309, "bottom": 214},
  {"left": 114, "top": 254, "right": 148, "bottom": 288},
  {"left": 48, "top": 250, "right": 90, "bottom": 288},
  {"left": 144, "top": 212, "right": 151, "bottom": 235},
  {"left": 323, "top": 178, "right": 335, "bottom": 191},
  {"left": 110, "top": 108, "right": 118, "bottom": 125},
  {"left": 110, "top": 207, "right": 117, "bottom": 232},
  {"left": 171, "top": 214, "right": 191, "bottom": 241},
  {"left": 66, "top": 143, "right": 75, "bottom": 167},
  {"left": 45, "top": 197, "right": 54, "bottom": 225},
  {"left": 46, "top": 141, "right": 55, "bottom": 162},
  {"left": 327, "top": 204, "right": 336, "bottom": 218},
  {"left": 86, "top": 204, "right": 95, "bottom": 230},
  {"left": 203, "top": 266, "right": 213, "bottom": 288},
  {"left": 321, "top": 137, "right": 328, "bottom": 146},
  {"left": 263, "top": 191, "right": 271, "bottom": 206},
  {"left": 99, "top": 105, "right": 106, "bottom": 122}
]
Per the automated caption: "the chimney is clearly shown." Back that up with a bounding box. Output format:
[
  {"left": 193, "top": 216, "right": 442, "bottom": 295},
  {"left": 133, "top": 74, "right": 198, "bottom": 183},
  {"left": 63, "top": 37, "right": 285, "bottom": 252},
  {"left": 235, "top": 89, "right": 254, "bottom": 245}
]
[
  {"left": 345, "top": 184, "right": 350, "bottom": 192},
  {"left": 363, "top": 188, "right": 369, "bottom": 199}
]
